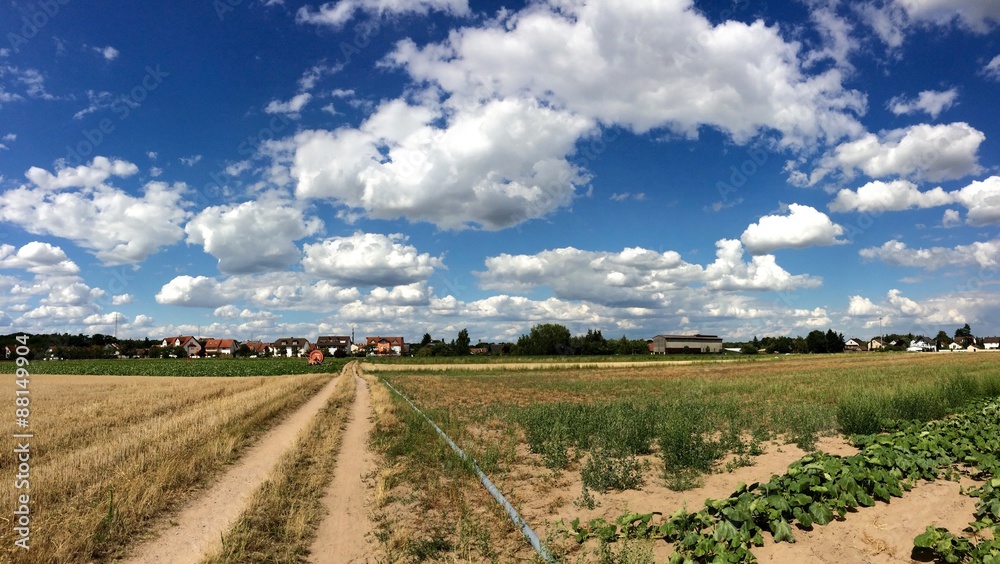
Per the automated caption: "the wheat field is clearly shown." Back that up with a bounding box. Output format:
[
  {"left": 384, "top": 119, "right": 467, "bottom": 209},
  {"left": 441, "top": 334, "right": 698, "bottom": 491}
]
[{"left": 0, "top": 372, "right": 329, "bottom": 563}]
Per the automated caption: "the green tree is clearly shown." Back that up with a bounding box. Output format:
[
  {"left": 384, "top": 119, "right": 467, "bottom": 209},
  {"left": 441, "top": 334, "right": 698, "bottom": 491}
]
[
  {"left": 806, "top": 330, "right": 828, "bottom": 353},
  {"left": 455, "top": 328, "right": 471, "bottom": 355},
  {"left": 516, "top": 323, "right": 572, "bottom": 355},
  {"left": 954, "top": 323, "right": 973, "bottom": 339},
  {"left": 825, "top": 329, "right": 845, "bottom": 353},
  {"left": 935, "top": 330, "right": 953, "bottom": 347}
]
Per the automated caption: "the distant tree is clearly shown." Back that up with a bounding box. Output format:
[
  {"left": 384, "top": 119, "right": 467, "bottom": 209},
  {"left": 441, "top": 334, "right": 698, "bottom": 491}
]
[
  {"left": 826, "top": 329, "right": 845, "bottom": 353},
  {"left": 740, "top": 342, "right": 759, "bottom": 355},
  {"left": 955, "top": 324, "right": 973, "bottom": 340},
  {"left": 806, "top": 330, "right": 828, "bottom": 353},
  {"left": 516, "top": 323, "right": 572, "bottom": 355},
  {"left": 573, "top": 329, "right": 609, "bottom": 355},
  {"left": 935, "top": 331, "right": 953, "bottom": 347},
  {"left": 421, "top": 333, "right": 432, "bottom": 346},
  {"left": 455, "top": 328, "right": 471, "bottom": 355}
]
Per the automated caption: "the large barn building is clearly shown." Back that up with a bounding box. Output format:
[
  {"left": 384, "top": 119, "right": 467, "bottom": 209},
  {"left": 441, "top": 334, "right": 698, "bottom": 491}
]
[{"left": 652, "top": 334, "right": 723, "bottom": 354}]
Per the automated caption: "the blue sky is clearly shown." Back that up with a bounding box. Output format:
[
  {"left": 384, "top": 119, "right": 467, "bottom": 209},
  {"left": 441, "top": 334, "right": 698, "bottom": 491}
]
[{"left": 1, "top": 0, "right": 999, "bottom": 344}]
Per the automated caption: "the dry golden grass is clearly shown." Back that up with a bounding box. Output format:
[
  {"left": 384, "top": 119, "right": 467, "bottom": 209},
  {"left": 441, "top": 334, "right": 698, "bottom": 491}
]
[
  {"left": 0, "top": 372, "right": 329, "bottom": 563},
  {"left": 202, "top": 365, "right": 356, "bottom": 563}
]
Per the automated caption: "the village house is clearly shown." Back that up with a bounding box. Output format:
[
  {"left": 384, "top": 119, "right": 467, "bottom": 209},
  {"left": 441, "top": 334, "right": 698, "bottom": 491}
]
[
  {"left": 202, "top": 338, "right": 238, "bottom": 357},
  {"left": 160, "top": 336, "right": 202, "bottom": 357},
  {"left": 366, "top": 336, "right": 406, "bottom": 356},
  {"left": 316, "top": 336, "right": 352, "bottom": 357},
  {"left": 985, "top": 337, "right": 1000, "bottom": 350},
  {"left": 907, "top": 337, "right": 937, "bottom": 352},
  {"left": 844, "top": 338, "right": 865, "bottom": 352},
  {"left": 273, "top": 337, "right": 311, "bottom": 357},
  {"left": 242, "top": 340, "right": 273, "bottom": 357}
]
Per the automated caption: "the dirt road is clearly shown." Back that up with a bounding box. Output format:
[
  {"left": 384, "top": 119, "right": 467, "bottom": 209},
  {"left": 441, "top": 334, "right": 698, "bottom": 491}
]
[
  {"left": 122, "top": 368, "right": 348, "bottom": 564},
  {"left": 309, "top": 367, "right": 375, "bottom": 563}
]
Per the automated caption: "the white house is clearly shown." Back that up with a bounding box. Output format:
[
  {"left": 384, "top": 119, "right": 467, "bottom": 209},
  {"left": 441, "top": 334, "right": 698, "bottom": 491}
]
[
  {"left": 984, "top": 337, "right": 1000, "bottom": 350},
  {"left": 907, "top": 337, "right": 937, "bottom": 352},
  {"left": 273, "top": 337, "right": 311, "bottom": 357}
]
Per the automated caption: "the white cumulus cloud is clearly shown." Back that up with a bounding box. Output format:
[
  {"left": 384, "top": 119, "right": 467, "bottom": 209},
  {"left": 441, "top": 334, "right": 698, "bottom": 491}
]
[
  {"left": 0, "top": 171, "right": 191, "bottom": 265},
  {"left": 741, "top": 204, "right": 846, "bottom": 254},
  {"left": 287, "top": 97, "right": 594, "bottom": 230},
  {"left": 0, "top": 242, "right": 79, "bottom": 275},
  {"left": 185, "top": 198, "right": 323, "bottom": 274},
  {"left": 388, "top": 0, "right": 865, "bottom": 148},
  {"left": 807, "top": 122, "right": 984, "bottom": 185},
  {"left": 887, "top": 88, "right": 958, "bottom": 118},
  {"left": 302, "top": 232, "right": 442, "bottom": 287}
]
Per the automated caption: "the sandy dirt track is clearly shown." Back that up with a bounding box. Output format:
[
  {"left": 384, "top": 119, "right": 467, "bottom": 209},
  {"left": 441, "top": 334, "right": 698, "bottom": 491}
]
[
  {"left": 309, "top": 367, "right": 375, "bottom": 563},
  {"left": 122, "top": 368, "right": 347, "bottom": 564}
]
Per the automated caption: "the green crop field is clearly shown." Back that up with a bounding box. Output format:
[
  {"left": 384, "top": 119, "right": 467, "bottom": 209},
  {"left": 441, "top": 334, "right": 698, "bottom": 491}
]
[{"left": 364, "top": 353, "right": 1000, "bottom": 562}]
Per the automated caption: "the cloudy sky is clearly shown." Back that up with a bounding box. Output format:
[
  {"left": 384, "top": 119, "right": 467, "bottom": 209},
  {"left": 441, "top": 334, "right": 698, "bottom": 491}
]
[{"left": 1, "top": 0, "right": 999, "bottom": 343}]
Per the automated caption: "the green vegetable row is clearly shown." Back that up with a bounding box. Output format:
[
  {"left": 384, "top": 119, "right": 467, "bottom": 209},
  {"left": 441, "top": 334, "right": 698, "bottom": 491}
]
[{"left": 566, "top": 399, "right": 1000, "bottom": 563}]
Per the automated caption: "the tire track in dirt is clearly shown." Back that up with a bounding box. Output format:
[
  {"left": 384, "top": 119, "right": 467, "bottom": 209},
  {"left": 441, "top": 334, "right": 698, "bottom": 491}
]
[
  {"left": 122, "top": 366, "right": 351, "bottom": 564},
  {"left": 308, "top": 365, "right": 375, "bottom": 563}
]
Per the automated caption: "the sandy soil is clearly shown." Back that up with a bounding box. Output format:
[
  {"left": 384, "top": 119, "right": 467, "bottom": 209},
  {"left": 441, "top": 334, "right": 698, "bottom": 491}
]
[
  {"left": 513, "top": 436, "right": 862, "bottom": 561},
  {"left": 505, "top": 434, "right": 985, "bottom": 563},
  {"left": 754, "top": 477, "right": 982, "bottom": 563},
  {"left": 121, "top": 368, "right": 348, "bottom": 564},
  {"left": 309, "top": 367, "right": 376, "bottom": 563}
]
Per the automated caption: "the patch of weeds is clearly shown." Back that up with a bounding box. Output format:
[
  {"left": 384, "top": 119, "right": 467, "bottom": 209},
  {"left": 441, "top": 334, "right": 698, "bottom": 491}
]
[
  {"left": 656, "top": 407, "right": 721, "bottom": 488},
  {"left": 582, "top": 446, "right": 647, "bottom": 492},
  {"left": 574, "top": 484, "right": 600, "bottom": 510},
  {"left": 595, "top": 537, "right": 654, "bottom": 564},
  {"left": 407, "top": 528, "right": 453, "bottom": 562}
]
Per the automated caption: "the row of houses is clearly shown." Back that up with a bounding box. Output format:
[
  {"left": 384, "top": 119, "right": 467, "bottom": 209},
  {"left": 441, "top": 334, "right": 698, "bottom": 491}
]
[
  {"left": 845, "top": 336, "right": 1000, "bottom": 353},
  {"left": 157, "top": 335, "right": 408, "bottom": 358}
]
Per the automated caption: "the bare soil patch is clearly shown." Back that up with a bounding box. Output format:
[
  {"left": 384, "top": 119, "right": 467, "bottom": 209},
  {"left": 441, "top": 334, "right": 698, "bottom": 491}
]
[{"left": 512, "top": 436, "right": 860, "bottom": 561}]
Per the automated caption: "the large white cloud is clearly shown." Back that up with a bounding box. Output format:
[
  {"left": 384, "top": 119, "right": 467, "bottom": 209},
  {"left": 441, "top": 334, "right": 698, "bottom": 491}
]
[
  {"left": 0, "top": 160, "right": 191, "bottom": 264},
  {"left": 287, "top": 97, "right": 594, "bottom": 230},
  {"left": 0, "top": 242, "right": 79, "bottom": 275},
  {"left": 388, "top": 0, "right": 865, "bottom": 148},
  {"left": 741, "top": 204, "right": 846, "bottom": 254},
  {"left": 829, "top": 179, "right": 953, "bottom": 212},
  {"left": 805, "top": 122, "right": 984, "bottom": 185},
  {"left": 860, "top": 238, "right": 1000, "bottom": 270},
  {"left": 156, "top": 272, "right": 363, "bottom": 311},
  {"left": 830, "top": 176, "right": 1000, "bottom": 224},
  {"left": 478, "top": 239, "right": 819, "bottom": 308},
  {"left": 24, "top": 156, "right": 138, "bottom": 190},
  {"left": 302, "top": 232, "right": 442, "bottom": 286},
  {"left": 185, "top": 198, "right": 323, "bottom": 274},
  {"left": 953, "top": 177, "right": 1000, "bottom": 225}
]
